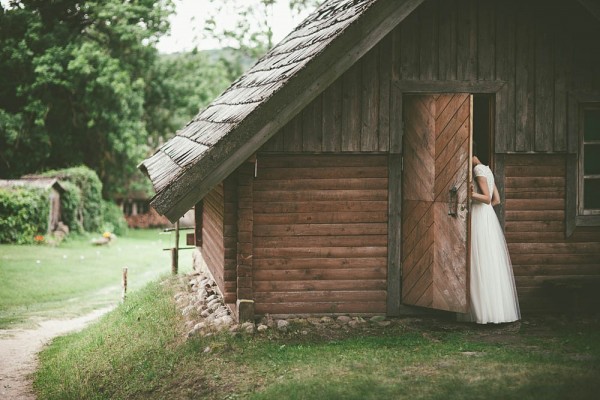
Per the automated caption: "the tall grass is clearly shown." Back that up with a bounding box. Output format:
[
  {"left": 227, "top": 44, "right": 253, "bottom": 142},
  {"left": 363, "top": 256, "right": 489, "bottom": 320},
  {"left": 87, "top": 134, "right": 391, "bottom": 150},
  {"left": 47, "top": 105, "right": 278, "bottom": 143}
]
[
  {"left": 0, "top": 229, "right": 189, "bottom": 328},
  {"left": 35, "top": 277, "right": 600, "bottom": 400}
]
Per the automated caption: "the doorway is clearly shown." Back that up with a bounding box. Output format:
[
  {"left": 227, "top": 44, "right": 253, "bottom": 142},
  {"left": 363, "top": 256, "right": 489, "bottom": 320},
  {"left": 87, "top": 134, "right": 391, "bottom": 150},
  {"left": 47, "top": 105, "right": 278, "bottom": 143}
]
[{"left": 472, "top": 94, "right": 493, "bottom": 167}]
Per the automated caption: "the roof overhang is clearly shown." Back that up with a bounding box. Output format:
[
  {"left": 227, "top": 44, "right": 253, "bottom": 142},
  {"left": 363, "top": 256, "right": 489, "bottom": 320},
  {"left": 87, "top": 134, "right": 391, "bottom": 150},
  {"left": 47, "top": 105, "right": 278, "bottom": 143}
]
[{"left": 144, "top": 0, "right": 424, "bottom": 223}]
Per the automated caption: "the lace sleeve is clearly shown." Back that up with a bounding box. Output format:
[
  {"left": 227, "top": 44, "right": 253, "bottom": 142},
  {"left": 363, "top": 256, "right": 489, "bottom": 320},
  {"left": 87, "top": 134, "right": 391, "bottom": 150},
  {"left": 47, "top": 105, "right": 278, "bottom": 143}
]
[{"left": 473, "top": 164, "right": 486, "bottom": 178}]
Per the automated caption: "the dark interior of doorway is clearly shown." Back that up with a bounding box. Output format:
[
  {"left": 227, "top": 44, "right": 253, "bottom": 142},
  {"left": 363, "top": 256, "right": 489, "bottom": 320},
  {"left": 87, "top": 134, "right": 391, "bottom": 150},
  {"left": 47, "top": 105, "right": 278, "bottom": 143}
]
[{"left": 473, "top": 95, "right": 493, "bottom": 166}]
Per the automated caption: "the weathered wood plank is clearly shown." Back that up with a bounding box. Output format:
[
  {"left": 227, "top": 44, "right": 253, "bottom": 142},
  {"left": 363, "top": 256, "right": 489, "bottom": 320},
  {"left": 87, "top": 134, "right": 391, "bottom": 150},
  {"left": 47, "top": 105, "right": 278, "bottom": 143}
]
[
  {"left": 253, "top": 200, "right": 388, "bottom": 213},
  {"left": 361, "top": 46, "right": 380, "bottom": 152},
  {"left": 254, "top": 291, "right": 387, "bottom": 303},
  {"left": 378, "top": 34, "right": 392, "bottom": 152},
  {"left": 322, "top": 77, "right": 343, "bottom": 152},
  {"left": 419, "top": 0, "right": 438, "bottom": 80},
  {"left": 254, "top": 301, "right": 386, "bottom": 315},
  {"left": 456, "top": 0, "right": 477, "bottom": 81},
  {"left": 553, "top": 17, "right": 570, "bottom": 152},
  {"left": 254, "top": 257, "right": 387, "bottom": 270},
  {"left": 258, "top": 154, "right": 387, "bottom": 168},
  {"left": 253, "top": 280, "right": 387, "bottom": 292},
  {"left": 342, "top": 63, "right": 362, "bottom": 151},
  {"left": 302, "top": 95, "right": 323, "bottom": 152},
  {"left": 437, "top": 0, "right": 457, "bottom": 80},
  {"left": 253, "top": 235, "right": 387, "bottom": 248},
  {"left": 504, "top": 165, "right": 565, "bottom": 177},
  {"left": 253, "top": 189, "right": 387, "bottom": 203},
  {"left": 254, "top": 223, "right": 388, "bottom": 237},
  {"left": 505, "top": 210, "right": 564, "bottom": 221},
  {"left": 477, "top": 0, "right": 495, "bottom": 80},
  {"left": 515, "top": 6, "right": 535, "bottom": 151},
  {"left": 505, "top": 198, "right": 565, "bottom": 210},
  {"left": 400, "top": 9, "right": 419, "bottom": 80},
  {"left": 254, "top": 211, "right": 388, "bottom": 225},
  {"left": 254, "top": 178, "right": 388, "bottom": 191},
  {"left": 254, "top": 246, "right": 388, "bottom": 259},
  {"left": 254, "top": 267, "right": 387, "bottom": 281},
  {"left": 494, "top": 0, "right": 516, "bottom": 153},
  {"left": 504, "top": 221, "right": 564, "bottom": 232},
  {"left": 257, "top": 166, "right": 388, "bottom": 180},
  {"left": 534, "top": 18, "right": 554, "bottom": 152},
  {"left": 388, "top": 154, "right": 402, "bottom": 316}
]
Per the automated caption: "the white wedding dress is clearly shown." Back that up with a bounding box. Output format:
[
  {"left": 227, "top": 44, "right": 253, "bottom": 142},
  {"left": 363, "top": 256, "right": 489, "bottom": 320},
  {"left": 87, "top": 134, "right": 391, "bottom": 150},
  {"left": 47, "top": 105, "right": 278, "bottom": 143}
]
[{"left": 464, "top": 164, "right": 520, "bottom": 324}]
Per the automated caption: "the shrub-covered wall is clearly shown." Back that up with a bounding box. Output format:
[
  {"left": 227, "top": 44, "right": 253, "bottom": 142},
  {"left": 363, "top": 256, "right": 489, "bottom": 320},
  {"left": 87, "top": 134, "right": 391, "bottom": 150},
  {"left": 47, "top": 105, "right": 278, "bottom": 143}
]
[
  {"left": 41, "top": 166, "right": 103, "bottom": 233},
  {"left": 0, "top": 187, "right": 49, "bottom": 244}
]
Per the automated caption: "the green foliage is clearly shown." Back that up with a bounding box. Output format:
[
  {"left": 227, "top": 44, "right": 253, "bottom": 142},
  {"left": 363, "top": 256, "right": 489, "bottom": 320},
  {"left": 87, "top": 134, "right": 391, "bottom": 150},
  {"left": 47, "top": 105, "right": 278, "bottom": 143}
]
[
  {"left": 0, "top": 187, "right": 49, "bottom": 244},
  {"left": 0, "top": 0, "right": 175, "bottom": 196},
  {"left": 143, "top": 51, "right": 232, "bottom": 152},
  {"left": 203, "top": 0, "right": 321, "bottom": 64},
  {"left": 58, "top": 181, "right": 84, "bottom": 234},
  {"left": 101, "top": 200, "right": 128, "bottom": 236},
  {"left": 42, "top": 166, "right": 103, "bottom": 233}
]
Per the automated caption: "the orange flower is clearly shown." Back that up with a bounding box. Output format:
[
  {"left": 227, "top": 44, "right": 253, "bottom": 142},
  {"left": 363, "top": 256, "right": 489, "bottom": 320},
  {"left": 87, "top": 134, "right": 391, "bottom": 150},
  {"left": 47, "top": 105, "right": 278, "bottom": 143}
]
[{"left": 34, "top": 235, "right": 45, "bottom": 243}]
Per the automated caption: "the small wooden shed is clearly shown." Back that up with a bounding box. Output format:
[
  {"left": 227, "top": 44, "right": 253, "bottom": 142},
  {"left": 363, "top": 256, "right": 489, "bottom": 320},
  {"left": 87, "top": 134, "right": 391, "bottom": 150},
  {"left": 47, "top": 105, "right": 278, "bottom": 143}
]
[
  {"left": 0, "top": 177, "right": 65, "bottom": 233},
  {"left": 140, "top": 0, "right": 600, "bottom": 320}
]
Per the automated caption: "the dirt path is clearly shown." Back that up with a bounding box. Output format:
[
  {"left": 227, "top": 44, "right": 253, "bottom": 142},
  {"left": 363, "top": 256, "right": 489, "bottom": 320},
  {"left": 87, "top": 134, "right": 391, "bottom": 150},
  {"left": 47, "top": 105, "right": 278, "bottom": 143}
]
[{"left": 0, "top": 306, "right": 114, "bottom": 400}]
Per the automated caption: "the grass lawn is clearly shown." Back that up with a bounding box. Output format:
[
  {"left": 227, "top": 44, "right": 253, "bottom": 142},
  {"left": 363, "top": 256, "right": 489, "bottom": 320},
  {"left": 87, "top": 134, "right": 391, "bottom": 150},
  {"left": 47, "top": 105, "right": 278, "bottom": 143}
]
[
  {"left": 34, "top": 276, "right": 600, "bottom": 400},
  {"left": 0, "top": 229, "right": 191, "bottom": 328}
]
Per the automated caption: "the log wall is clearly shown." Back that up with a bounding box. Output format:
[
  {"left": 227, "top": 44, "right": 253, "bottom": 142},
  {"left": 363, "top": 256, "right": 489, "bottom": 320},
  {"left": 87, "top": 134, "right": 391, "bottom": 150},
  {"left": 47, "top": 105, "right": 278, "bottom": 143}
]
[
  {"left": 252, "top": 154, "right": 389, "bottom": 315},
  {"left": 200, "top": 179, "right": 238, "bottom": 305},
  {"left": 504, "top": 154, "right": 600, "bottom": 312},
  {"left": 261, "top": 0, "right": 600, "bottom": 155}
]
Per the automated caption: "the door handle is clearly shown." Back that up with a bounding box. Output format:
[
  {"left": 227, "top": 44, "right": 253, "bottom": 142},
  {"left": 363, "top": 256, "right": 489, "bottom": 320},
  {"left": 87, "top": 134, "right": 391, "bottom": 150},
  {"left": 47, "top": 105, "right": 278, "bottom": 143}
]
[{"left": 448, "top": 186, "right": 458, "bottom": 217}]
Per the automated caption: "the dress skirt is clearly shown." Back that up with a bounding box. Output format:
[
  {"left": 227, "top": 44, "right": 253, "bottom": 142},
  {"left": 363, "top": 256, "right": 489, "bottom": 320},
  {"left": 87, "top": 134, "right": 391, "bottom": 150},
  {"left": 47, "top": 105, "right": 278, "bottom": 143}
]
[{"left": 467, "top": 201, "right": 521, "bottom": 324}]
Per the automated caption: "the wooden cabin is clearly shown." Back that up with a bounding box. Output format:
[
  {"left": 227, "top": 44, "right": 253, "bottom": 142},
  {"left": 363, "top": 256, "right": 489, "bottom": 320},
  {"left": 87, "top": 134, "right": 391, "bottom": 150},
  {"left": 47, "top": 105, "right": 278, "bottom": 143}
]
[{"left": 140, "top": 0, "right": 600, "bottom": 321}]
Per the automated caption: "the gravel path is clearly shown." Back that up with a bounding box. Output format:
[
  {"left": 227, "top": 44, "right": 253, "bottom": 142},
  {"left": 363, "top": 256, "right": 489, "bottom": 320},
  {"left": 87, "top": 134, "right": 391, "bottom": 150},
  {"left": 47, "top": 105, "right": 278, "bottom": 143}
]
[{"left": 0, "top": 306, "right": 114, "bottom": 400}]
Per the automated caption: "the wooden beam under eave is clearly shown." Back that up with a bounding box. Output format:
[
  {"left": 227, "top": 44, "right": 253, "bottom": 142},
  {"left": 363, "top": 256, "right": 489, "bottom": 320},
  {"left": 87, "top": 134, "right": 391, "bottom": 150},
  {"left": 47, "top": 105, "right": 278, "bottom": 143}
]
[
  {"left": 152, "top": 0, "right": 425, "bottom": 222},
  {"left": 577, "top": 0, "right": 600, "bottom": 23}
]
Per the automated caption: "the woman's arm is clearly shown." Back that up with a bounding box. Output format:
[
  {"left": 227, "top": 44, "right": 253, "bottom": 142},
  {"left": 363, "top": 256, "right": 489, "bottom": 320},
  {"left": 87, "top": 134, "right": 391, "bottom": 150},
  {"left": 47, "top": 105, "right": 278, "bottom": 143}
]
[
  {"left": 471, "top": 176, "right": 491, "bottom": 205},
  {"left": 491, "top": 184, "right": 501, "bottom": 206}
]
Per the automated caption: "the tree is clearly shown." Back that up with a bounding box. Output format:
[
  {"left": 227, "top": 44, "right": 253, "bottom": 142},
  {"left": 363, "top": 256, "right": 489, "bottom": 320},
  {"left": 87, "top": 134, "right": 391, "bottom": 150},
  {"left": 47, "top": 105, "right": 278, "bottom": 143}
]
[
  {"left": 0, "top": 0, "right": 174, "bottom": 197},
  {"left": 144, "top": 50, "right": 232, "bottom": 152},
  {"left": 203, "top": 0, "right": 321, "bottom": 77}
]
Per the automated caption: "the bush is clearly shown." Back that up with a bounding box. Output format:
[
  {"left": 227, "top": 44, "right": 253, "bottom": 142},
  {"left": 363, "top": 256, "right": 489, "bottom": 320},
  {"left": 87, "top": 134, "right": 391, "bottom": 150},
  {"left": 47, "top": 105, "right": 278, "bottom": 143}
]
[
  {"left": 101, "top": 200, "right": 127, "bottom": 236},
  {"left": 59, "top": 181, "right": 84, "bottom": 234},
  {"left": 41, "top": 166, "right": 103, "bottom": 232},
  {"left": 0, "top": 187, "right": 49, "bottom": 244}
]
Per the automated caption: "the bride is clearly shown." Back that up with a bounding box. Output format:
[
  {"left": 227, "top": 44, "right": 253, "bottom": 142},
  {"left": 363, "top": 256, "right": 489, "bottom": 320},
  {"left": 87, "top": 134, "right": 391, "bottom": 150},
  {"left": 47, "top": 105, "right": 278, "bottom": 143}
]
[{"left": 464, "top": 155, "right": 521, "bottom": 324}]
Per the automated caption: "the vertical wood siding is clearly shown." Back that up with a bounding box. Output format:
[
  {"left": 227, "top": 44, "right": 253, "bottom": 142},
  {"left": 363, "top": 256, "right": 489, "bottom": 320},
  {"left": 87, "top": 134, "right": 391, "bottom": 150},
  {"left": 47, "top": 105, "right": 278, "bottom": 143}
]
[
  {"left": 261, "top": 0, "right": 600, "bottom": 154},
  {"left": 504, "top": 155, "right": 600, "bottom": 312},
  {"left": 252, "top": 154, "right": 388, "bottom": 315},
  {"left": 201, "top": 180, "right": 237, "bottom": 304}
]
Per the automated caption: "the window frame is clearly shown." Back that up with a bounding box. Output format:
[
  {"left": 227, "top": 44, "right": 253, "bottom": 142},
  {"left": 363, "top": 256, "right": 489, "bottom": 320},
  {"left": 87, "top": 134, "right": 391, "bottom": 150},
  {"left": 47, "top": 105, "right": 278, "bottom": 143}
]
[
  {"left": 578, "top": 103, "right": 600, "bottom": 216},
  {"left": 566, "top": 92, "right": 600, "bottom": 237}
]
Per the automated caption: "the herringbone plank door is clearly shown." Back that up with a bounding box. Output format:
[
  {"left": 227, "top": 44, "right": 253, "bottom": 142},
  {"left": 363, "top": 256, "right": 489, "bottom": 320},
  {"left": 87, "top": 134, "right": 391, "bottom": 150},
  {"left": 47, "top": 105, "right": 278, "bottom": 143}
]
[{"left": 401, "top": 93, "right": 471, "bottom": 313}]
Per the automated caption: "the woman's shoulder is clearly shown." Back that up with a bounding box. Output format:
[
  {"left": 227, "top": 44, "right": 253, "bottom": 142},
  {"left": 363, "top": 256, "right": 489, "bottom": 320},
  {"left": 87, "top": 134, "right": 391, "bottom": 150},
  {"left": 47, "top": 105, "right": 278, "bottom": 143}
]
[{"left": 473, "top": 164, "right": 489, "bottom": 176}]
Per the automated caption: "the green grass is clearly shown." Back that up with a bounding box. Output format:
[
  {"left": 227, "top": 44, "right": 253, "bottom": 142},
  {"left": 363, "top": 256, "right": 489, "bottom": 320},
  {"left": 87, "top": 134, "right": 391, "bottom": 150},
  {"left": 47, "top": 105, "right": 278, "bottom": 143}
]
[
  {"left": 34, "top": 277, "right": 600, "bottom": 400},
  {"left": 0, "top": 229, "right": 190, "bottom": 328}
]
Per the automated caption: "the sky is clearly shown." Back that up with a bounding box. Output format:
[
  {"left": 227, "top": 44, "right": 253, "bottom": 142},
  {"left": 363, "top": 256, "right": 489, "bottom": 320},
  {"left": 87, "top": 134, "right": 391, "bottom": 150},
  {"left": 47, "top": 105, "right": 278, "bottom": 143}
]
[{"left": 156, "top": 0, "right": 312, "bottom": 53}]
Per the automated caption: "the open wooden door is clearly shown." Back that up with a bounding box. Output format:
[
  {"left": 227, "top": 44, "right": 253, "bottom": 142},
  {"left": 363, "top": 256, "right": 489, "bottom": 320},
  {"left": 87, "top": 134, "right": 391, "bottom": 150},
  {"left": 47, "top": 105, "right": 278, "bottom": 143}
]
[{"left": 401, "top": 93, "right": 472, "bottom": 313}]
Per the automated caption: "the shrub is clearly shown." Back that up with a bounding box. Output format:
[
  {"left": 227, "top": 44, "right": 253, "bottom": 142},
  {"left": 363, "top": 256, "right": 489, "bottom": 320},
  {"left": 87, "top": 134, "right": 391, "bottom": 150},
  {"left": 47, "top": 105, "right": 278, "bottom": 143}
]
[
  {"left": 41, "top": 166, "right": 103, "bottom": 232},
  {"left": 59, "top": 181, "right": 84, "bottom": 234},
  {"left": 0, "top": 187, "right": 49, "bottom": 244},
  {"left": 101, "top": 200, "right": 128, "bottom": 236}
]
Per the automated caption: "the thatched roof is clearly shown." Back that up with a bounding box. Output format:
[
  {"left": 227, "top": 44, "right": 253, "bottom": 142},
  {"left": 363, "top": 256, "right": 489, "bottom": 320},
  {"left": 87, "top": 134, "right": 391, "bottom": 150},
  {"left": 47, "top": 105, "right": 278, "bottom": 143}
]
[
  {"left": 0, "top": 178, "right": 65, "bottom": 193},
  {"left": 139, "top": 0, "right": 424, "bottom": 222}
]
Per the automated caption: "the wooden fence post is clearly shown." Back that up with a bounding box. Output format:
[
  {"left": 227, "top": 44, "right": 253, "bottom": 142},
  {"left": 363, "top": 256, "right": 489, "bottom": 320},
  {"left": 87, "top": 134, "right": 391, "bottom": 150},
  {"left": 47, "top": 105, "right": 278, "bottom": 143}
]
[
  {"left": 172, "top": 220, "right": 179, "bottom": 275},
  {"left": 122, "top": 267, "right": 128, "bottom": 301}
]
